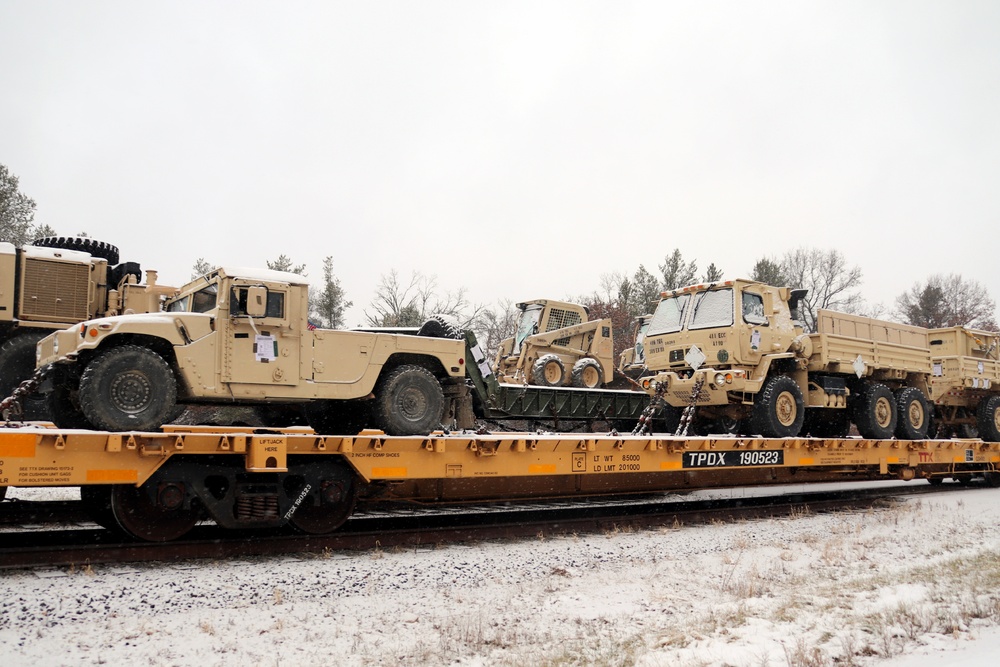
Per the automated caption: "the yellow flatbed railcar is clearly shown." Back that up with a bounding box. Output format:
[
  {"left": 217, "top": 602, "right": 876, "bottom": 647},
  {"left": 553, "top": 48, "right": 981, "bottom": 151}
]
[{"left": 1, "top": 423, "right": 998, "bottom": 541}]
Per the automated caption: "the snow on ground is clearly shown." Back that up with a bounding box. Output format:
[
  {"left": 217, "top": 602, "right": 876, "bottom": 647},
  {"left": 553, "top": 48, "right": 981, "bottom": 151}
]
[{"left": 1, "top": 483, "right": 999, "bottom": 667}]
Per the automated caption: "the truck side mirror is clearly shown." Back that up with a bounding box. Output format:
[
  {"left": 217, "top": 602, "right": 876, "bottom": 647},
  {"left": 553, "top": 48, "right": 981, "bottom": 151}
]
[{"left": 246, "top": 286, "right": 268, "bottom": 317}]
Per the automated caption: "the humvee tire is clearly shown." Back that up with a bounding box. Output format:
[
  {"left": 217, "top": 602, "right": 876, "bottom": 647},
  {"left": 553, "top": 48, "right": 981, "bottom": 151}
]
[
  {"left": 0, "top": 331, "right": 51, "bottom": 420},
  {"left": 372, "top": 365, "right": 445, "bottom": 436},
  {"left": 78, "top": 345, "right": 177, "bottom": 431}
]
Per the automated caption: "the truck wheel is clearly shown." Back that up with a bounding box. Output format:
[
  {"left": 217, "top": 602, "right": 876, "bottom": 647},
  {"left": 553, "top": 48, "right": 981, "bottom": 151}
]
[
  {"left": 32, "top": 236, "right": 120, "bottom": 265},
  {"left": 852, "top": 383, "right": 897, "bottom": 439},
  {"left": 416, "top": 314, "right": 463, "bottom": 339},
  {"left": 0, "top": 331, "right": 51, "bottom": 420},
  {"left": 78, "top": 345, "right": 177, "bottom": 431},
  {"left": 894, "top": 387, "right": 930, "bottom": 440},
  {"left": 976, "top": 395, "right": 1000, "bottom": 442},
  {"left": 372, "top": 365, "right": 445, "bottom": 436},
  {"left": 571, "top": 358, "right": 603, "bottom": 389},
  {"left": 750, "top": 375, "right": 805, "bottom": 437},
  {"left": 531, "top": 355, "right": 566, "bottom": 387}
]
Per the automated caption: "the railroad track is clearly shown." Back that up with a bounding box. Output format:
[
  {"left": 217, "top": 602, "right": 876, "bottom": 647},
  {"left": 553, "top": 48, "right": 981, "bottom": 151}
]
[{"left": 0, "top": 482, "right": 977, "bottom": 570}]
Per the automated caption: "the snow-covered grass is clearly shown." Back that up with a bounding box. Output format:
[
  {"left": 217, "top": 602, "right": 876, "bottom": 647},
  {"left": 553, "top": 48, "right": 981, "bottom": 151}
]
[{"left": 1, "top": 485, "right": 999, "bottom": 666}]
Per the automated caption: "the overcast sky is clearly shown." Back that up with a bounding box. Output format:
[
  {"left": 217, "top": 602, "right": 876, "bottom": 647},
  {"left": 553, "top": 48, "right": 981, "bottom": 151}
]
[{"left": 1, "top": 1, "right": 998, "bottom": 325}]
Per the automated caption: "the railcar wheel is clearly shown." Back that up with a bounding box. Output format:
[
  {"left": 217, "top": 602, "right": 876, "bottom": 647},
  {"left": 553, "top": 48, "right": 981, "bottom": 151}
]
[
  {"left": 976, "top": 395, "right": 1000, "bottom": 443},
  {"left": 531, "top": 354, "right": 565, "bottom": 387},
  {"left": 109, "top": 480, "right": 201, "bottom": 542},
  {"left": 372, "top": 364, "right": 445, "bottom": 435},
  {"left": 284, "top": 460, "right": 358, "bottom": 534},
  {"left": 0, "top": 486, "right": 6, "bottom": 501},
  {"left": 750, "top": 375, "right": 804, "bottom": 437},
  {"left": 852, "top": 383, "right": 897, "bottom": 439},
  {"left": 0, "top": 331, "right": 52, "bottom": 421},
  {"left": 80, "top": 485, "right": 118, "bottom": 531},
  {"left": 79, "top": 345, "right": 177, "bottom": 431},
  {"left": 894, "top": 387, "right": 930, "bottom": 440},
  {"left": 571, "top": 358, "right": 603, "bottom": 389}
]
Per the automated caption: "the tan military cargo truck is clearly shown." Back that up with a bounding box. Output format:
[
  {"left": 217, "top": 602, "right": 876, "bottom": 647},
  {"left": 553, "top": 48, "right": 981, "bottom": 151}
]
[
  {"left": 493, "top": 299, "right": 615, "bottom": 389},
  {"left": 641, "top": 279, "right": 933, "bottom": 439},
  {"left": 0, "top": 237, "right": 173, "bottom": 419},
  {"left": 36, "top": 266, "right": 471, "bottom": 436},
  {"left": 927, "top": 326, "right": 1000, "bottom": 441}
]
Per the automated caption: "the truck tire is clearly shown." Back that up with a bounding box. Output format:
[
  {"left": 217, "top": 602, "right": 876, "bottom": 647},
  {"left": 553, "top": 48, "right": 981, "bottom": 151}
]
[
  {"left": 416, "top": 314, "right": 462, "bottom": 339},
  {"left": 750, "top": 375, "right": 805, "bottom": 437},
  {"left": 372, "top": 364, "right": 445, "bottom": 436},
  {"left": 0, "top": 331, "right": 51, "bottom": 420},
  {"left": 531, "top": 355, "right": 566, "bottom": 387},
  {"left": 78, "top": 345, "right": 177, "bottom": 431},
  {"left": 571, "top": 358, "right": 603, "bottom": 389},
  {"left": 976, "top": 395, "right": 1000, "bottom": 443},
  {"left": 852, "top": 382, "right": 897, "bottom": 439},
  {"left": 894, "top": 387, "right": 930, "bottom": 440},
  {"left": 32, "top": 236, "right": 120, "bottom": 265}
]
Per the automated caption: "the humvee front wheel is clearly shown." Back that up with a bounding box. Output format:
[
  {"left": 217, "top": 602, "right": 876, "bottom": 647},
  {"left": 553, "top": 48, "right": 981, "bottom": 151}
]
[
  {"left": 751, "top": 375, "right": 804, "bottom": 437},
  {"left": 372, "top": 365, "right": 445, "bottom": 436},
  {"left": 79, "top": 345, "right": 178, "bottom": 431},
  {"left": 977, "top": 395, "right": 1000, "bottom": 443}
]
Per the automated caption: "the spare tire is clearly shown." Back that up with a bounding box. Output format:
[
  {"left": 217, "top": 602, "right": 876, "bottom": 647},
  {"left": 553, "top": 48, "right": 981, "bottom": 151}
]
[
  {"left": 417, "top": 314, "right": 463, "bottom": 339},
  {"left": 32, "top": 236, "right": 120, "bottom": 265}
]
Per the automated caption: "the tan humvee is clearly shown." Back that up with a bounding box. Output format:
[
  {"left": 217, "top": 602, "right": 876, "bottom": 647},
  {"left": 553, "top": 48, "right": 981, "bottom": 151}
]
[
  {"left": 0, "top": 237, "right": 174, "bottom": 419},
  {"left": 36, "top": 267, "right": 470, "bottom": 436},
  {"left": 927, "top": 326, "right": 1000, "bottom": 440},
  {"left": 641, "top": 279, "right": 933, "bottom": 439},
  {"left": 493, "top": 299, "right": 614, "bottom": 389}
]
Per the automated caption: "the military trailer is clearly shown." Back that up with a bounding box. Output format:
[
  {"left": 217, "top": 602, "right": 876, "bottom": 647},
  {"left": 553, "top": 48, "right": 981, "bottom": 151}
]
[
  {"left": 641, "top": 279, "right": 933, "bottom": 439},
  {"left": 927, "top": 326, "right": 1000, "bottom": 441},
  {"left": 494, "top": 299, "right": 615, "bottom": 389},
  {"left": 0, "top": 237, "right": 173, "bottom": 419}
]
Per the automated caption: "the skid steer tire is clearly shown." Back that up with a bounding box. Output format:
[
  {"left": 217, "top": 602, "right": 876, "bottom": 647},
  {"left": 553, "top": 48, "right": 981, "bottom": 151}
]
[
  {"left": 531, "top": 355, "right": 566, "bottom": 387},
  {"left": 372, "top": 365, "right": 445, "bottom": 436},
  {"left": 571, "top": 358, "right": 603, "bottom": 389}
]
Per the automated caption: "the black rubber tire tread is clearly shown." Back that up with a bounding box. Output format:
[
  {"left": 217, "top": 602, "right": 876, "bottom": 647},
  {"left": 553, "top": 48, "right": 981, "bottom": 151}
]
[
  {"left": 804, "top": 409, "right": 850, "bottom": 438},
  {"left": 571, "top": 358, "right": 603, "bottom": 389},
  {"left": 78, "top": 344, "right": 177, "bottom": 431},
  {"left": 32, "top": 236, "right": 120, "bottom": 265},
  {"left": 416, "top": 314, "right": 463, "bottom": 339},
  {"left": 530, "top": 354, "right": 566, "bottom": 387},
  {"left": 303, "top": 400, "right": 371, "bottom": 436},
  {"left": 976, "top": 395, "right": 1000, "bottom": 443},
  {"left": 852, "top": 382, "right": 897, "bottom": 440},
  {"left": 750, "top": 375, "right": 805, "bottom": 438},
  {"left": 372, "top": 364, "right": 445, "bottom": 436},
  {"left": 0, "top": 330, "right": 52, "bottom": 420},
  {"left": 46, "top": 383, "right": 95, "bottom": 429},
  {"left": 894, "top": 386, "right": 930, "bottom": 440}
]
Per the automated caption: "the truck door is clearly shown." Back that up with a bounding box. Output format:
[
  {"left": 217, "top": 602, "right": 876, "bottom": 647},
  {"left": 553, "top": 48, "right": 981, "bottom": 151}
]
[
  {"left": 222, "top": 284, "right": 300, "bottom": 386},
  {"left": 738, "top": 287, "right": 774, "bottom": 363}
]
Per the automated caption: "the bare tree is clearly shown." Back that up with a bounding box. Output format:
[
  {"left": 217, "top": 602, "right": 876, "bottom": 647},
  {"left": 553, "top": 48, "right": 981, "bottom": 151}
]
[
  {"left": 365, "top": 270, "right": 486, "bottom": 330},
  {"left": 780, "top": 248, "right": 864, "bottom": 331},
  {"left": 895, "top": 274, "right": 997, "bottom": 330},
  {"left": 0, "top": 164, "right": 38, "bottom": 246},
  {"left": 469, "top": 299, "right": 518, "bottom": 362}
]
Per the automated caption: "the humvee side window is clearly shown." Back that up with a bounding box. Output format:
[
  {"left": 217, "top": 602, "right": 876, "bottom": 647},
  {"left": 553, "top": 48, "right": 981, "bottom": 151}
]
[
  {"left": 191, "top": 284, "right": 218, "bottom": 313},
  {"left": 230, "top": 287, "right": 285, "bottom": 319},
  {"left": 742, "top": 293, "right": 767, "bottom": 325},
  {"left": 648, "top": 294, "right": 691, "bottom": 336},
  {"left": 688, "top": 288, "right": 733, "bottom": 330}
]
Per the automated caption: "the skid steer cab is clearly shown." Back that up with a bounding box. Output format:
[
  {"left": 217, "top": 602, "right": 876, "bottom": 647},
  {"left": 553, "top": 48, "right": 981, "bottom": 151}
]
[
  {"left": 36, "top": 266, "right": 471, "bottom": 436},
  {"left": 493, "top": 299, "right": 615, "bottom": 389}
]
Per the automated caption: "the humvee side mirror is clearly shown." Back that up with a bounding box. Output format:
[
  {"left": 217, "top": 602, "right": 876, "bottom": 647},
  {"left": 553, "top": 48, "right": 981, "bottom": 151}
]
[{"left": 246, "top": 286, "right": 268, "bottom": 317}]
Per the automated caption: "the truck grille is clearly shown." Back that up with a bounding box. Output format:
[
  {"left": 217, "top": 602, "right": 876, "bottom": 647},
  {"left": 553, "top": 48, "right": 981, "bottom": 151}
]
[{"left": 20, "top": 259, "right": 91, "bottom": 322}]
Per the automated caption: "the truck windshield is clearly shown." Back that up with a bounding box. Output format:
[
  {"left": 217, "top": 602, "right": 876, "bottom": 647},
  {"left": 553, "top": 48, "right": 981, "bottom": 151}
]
[
  {"left": 648, "top": 294, "right": 690, "bottom": 336},
  {"left": 513, "top": 306, "right": 543, "bottom": 354},
  {"left": 688, "top": 288, "right": 734, "bottom": 330}
]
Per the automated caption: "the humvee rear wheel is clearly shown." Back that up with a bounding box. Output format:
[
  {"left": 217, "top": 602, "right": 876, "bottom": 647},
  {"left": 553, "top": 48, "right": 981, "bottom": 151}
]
[
  {"left": 372, "top": 364, "right": 445, "bottom": 436},
  {"left": 853, "top": 383, "right": 897, "bottom": 439},
  {"left": 571, "top": 358, "right": 603, "bottom": 389},
  {"left": 284, "top": 460, "right": 358, "bottom": 534},
  {"left": 531, "top": 354, "right": 565, "bottom": 387},
  {"left": 895, "top": 387, "right": 930, "bottom": 440},
  {"left": 977, "top": 396, "right": 1000, "bottom": 443},
  {"left": 46, "top": 382, "right": 95, "bottom": 429},
  {"left": 751, "top": 375, "right": 804, "bottom": 438},
  {"left": 79, "top": 345, "right": 177, "bottom": 431}
]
